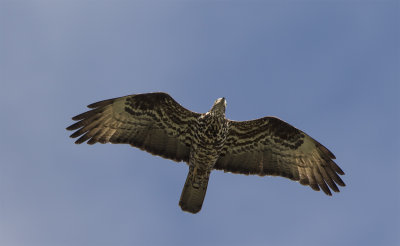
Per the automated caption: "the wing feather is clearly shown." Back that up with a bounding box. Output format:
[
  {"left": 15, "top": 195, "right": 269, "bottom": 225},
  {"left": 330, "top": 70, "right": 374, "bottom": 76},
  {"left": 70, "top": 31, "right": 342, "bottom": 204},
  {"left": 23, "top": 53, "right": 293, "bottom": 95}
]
[
  {"left": 67, "top": 92, "right": 201, "bottom": 162},
  {"left": 214, "top": 117, "right": 345, "bottom": 195}
]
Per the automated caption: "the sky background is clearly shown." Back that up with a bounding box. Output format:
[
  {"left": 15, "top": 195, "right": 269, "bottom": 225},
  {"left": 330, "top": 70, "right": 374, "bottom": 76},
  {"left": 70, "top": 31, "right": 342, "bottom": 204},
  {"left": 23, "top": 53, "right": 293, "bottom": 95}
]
[{"left": 1, "top": 1, "right": 399, "bottom": 246}]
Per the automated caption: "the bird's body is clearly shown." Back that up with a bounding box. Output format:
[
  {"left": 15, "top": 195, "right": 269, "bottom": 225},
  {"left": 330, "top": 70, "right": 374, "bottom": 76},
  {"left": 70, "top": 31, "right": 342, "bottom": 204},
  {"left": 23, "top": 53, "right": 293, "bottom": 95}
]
[
  {"left": 180, "top": 98, "right": 229, "bottom": 213},
  {"left": 67, "top": 92, "right": 345, "bottom": 213}
]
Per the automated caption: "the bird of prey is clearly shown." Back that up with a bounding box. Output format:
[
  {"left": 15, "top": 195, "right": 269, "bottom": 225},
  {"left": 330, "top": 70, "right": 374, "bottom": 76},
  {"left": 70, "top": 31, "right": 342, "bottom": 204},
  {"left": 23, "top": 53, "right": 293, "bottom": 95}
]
[{"left": 66, "top": 92, "right": 345, "bottom": 213}]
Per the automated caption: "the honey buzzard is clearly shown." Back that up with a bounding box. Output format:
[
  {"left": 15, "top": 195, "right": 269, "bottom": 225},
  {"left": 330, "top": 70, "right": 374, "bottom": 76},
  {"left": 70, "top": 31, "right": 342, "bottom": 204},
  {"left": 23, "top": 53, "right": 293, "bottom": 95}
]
[{"left": 66, "top": 92, "right": 345, "bottom": 213}]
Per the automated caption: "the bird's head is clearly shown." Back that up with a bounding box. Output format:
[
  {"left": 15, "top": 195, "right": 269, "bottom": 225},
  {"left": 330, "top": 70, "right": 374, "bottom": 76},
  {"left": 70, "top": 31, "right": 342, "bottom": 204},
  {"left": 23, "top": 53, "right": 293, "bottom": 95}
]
[{"left": 210, "top": 97, "right": 226, "bottom": 116}]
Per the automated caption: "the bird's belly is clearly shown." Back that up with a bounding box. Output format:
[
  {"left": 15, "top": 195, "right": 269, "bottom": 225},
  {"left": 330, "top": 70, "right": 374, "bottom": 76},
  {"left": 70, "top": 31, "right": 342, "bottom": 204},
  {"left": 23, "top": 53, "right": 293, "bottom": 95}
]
[
  {"left": 189, "top": 142, "right": 220, "bottom": 171},
  {"left": 190, "top": 116, "right": 228, "bottom": 170}
]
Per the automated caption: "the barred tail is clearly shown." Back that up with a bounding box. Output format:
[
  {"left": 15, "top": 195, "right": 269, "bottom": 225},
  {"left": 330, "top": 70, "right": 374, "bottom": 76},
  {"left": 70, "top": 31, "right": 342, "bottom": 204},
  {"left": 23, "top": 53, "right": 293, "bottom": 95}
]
[{"left": 179, "top": 168, "right": 210, "bottom": 214}]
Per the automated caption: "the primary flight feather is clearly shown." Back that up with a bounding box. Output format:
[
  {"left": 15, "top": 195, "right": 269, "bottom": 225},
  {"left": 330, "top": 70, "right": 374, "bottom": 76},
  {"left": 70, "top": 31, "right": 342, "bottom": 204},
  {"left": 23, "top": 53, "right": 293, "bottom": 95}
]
[{"left": 67, "top": 92, "right": 345, "bottom": 213}]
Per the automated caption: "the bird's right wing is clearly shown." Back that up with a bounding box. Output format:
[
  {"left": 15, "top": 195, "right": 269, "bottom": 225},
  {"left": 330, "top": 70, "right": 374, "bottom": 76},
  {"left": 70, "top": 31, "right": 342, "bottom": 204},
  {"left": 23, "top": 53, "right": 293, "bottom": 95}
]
[{"left": 66, "top": 92, "right": 201, "bottom": 162}]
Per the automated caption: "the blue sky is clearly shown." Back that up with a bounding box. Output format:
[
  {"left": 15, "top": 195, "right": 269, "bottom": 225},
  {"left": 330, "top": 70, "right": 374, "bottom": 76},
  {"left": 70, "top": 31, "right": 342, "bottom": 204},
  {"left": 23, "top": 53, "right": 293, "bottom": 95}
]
[{"left": 1, "top": 1, "right": 399, "bottom": 246}]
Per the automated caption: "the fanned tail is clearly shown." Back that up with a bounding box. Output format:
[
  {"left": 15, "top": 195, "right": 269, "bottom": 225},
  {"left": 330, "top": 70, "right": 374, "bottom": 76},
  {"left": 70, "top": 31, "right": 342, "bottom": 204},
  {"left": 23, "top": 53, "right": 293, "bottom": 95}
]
[{"left": 179, "top": 167, "right": 210, "bottom": 214}]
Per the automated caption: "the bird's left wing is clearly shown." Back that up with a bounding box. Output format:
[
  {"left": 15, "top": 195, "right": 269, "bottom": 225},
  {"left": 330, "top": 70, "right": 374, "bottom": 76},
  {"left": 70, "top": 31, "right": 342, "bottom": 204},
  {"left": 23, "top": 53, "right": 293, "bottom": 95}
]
[
  {"left": 67, "top": 92, "right": 201, "bottom": 162},
  {"left": 214, "top": 117, "right": 345, "bottom": 195}
]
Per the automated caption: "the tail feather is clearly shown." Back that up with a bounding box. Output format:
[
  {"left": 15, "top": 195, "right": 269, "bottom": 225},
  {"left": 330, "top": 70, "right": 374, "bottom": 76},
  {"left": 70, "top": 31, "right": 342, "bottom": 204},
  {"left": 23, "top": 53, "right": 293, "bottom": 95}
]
[{"left": 179, "top": 168, "right": 210, "bottom": 214}]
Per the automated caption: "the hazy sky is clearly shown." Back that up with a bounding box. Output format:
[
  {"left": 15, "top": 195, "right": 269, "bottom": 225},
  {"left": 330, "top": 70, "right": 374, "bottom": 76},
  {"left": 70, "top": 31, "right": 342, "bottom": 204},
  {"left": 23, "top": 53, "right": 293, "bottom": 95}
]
[{"left": 1, "top": 1, "right": 399, "bottom": 246}]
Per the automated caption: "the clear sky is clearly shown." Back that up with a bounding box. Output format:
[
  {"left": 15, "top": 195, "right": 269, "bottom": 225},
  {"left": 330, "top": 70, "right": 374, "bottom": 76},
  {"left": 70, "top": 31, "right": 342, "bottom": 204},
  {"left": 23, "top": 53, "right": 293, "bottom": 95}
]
[{"left": 1, "top": 1, "right": 399, "bottom": 246}]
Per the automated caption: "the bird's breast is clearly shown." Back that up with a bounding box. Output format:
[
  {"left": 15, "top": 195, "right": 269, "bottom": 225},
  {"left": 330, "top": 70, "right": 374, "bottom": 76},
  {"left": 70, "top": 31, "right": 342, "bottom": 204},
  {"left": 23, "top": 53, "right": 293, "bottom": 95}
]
[
  {"left": 194, "top": 116, "right": 228, "bottom": 149},
  {"left": 188, "top": 116, "right": 228, "bottom": 168}
]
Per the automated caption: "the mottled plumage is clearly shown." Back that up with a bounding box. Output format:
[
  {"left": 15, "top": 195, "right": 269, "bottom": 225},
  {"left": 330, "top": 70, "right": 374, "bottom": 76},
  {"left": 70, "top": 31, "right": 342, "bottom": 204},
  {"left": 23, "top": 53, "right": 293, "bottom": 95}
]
[{"left": 67, "top": 92, "right": 345, "bottom": 213}]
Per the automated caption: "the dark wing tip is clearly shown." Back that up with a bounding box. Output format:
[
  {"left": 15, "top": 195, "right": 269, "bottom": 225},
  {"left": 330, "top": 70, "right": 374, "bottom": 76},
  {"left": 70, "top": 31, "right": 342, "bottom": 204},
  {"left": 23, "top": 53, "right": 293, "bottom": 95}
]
[
  {"left": 87, "top": 98, "right": 116, "bottom": 109},
  {"left": 310, "top": 183, "right": 320, "bottom": 191},
  {"left": 66, "top": 121, "right": 83, "bottom": 131},
  {"left": 67, "top": 99, "right": 116, "bottom": 144},
  {"left": 74, "top": 133, "right": 91, "bottom": 144},
  {"left": 314, "top": 141, "right": 346, "bottom": 191},
  {"left": 337, "top": 169, "right": 345, "bottom": 176},
  {"left": 66, "top": 125, "right": 75, "bottom": 131},
  {"left": 71, "top": 110, "right": 95, "bottom": 121},
  {"left": 329, "top": 160, "right": 345, "bottom": 176},
  {"left": 316, "top": 142, "right": 336, "bottom": 159}
]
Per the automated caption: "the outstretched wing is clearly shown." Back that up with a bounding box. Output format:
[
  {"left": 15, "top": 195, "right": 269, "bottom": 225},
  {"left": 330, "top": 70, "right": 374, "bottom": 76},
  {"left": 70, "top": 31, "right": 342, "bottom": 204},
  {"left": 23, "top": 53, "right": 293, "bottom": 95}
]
[
  {"left": 214, "top": 117, "right": 345, "bottom": 195},
  {"left": 66, "top": 92, "right": 201, "bottom": 162}
]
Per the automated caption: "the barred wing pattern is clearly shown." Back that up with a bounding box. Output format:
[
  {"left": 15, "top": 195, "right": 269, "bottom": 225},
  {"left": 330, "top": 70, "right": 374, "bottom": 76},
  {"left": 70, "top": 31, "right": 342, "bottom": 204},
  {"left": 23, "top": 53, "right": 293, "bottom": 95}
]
[
  {"left": 67, "top": 93, "right": 201, "bottom": 162},
  {"left": 214, "top": 117, "right": 345, "bottom": 195}
]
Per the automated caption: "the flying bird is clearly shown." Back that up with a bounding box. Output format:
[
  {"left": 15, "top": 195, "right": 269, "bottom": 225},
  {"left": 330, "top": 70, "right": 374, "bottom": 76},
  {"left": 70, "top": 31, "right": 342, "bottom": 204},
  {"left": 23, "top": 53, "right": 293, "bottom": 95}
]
[{"left": 66, "top": 92, "right": 345, "bottom": 213}]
